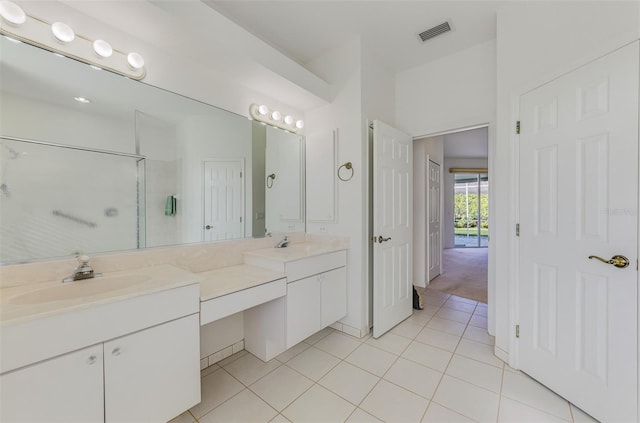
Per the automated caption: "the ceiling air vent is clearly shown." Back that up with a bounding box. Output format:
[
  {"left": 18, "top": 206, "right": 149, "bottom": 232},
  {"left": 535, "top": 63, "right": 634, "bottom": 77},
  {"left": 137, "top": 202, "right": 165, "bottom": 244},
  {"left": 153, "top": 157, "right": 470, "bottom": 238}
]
[{"left": 418, "top": 21, "right": 451, "bottom": 43}]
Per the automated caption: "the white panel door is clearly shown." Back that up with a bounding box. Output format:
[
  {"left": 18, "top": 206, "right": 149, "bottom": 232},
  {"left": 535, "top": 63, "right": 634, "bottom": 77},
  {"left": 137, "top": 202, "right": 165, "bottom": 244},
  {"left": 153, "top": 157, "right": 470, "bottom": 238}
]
[
  {"left": 0, "top": 344, "right": 104, "bottom": 423},
  {"left": 427, "top": 160, "right": 441, "bottom": 281},
  {"left": 203, "top": 160, "right": 244, "bottom": 241},
  {"left": 373, "top": 120, "right": 413, "bottom": 338},
  {"left": 104, "top": 314, "right": 201, "bottom": 423},
  {"left": 518, "top": 42, "right": 638, "bottom": 422}
]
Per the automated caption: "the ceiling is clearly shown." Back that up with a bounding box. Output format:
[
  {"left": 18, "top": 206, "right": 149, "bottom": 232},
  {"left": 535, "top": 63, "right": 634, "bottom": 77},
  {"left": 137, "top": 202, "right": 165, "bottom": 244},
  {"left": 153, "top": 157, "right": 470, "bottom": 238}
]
[
  {"left": 205, "top": 1, "right": 501, "bottom": 73},
  {"left": 443, "top": 127, "right": 488, "bottom": 158}
]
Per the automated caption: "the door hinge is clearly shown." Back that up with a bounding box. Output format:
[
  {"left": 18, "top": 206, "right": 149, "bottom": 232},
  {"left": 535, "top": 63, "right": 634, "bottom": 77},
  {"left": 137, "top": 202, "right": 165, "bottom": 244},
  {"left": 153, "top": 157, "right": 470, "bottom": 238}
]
[
  {"left": 515, "top": 223, "right": 520, "bottom": 237},
  {"left": 516, "top": 121, "right": 521, "bottom": 134},
  {"left": 515, "top": 325, "right": 520, "bottom": 338}
]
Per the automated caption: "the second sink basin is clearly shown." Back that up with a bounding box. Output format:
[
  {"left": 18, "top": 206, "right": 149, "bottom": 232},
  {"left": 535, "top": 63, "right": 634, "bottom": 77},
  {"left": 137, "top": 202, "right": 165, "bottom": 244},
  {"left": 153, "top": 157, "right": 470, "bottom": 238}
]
[{"left": 10, "top": 274, "right": 152, "bottom": 305}]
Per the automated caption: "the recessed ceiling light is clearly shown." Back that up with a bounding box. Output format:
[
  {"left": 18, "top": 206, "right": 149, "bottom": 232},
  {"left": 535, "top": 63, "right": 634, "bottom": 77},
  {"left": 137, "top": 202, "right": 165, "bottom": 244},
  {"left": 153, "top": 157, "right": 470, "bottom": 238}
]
[
  {"left": 0, "top": 0, "right": 26, "bottom": 25},
  {"left": 74, "top": 96, "right": 91, "bottom": 104},
  {"left": 51, "top": 22, "right": 75, "bottom": 43}
]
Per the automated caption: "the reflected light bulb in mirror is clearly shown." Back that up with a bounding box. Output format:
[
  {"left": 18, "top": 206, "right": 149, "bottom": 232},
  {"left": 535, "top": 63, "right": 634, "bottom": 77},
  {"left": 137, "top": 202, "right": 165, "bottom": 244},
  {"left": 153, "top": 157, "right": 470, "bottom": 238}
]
[
  {"left": 51, "top": 22, "right": 75, "bottom": 43},
  {"left": 284, "top": 115, "right": 294, "bottom": 125},
  {"left": 0, "top": 0, "right": 26, "bottom": 25},
  {"left": 127, "top": 52, "right": 144, "bottom": 70},
  {"left": 271, "top": 111, "right": 282, "bottom": 121},
  {"left": 258, "top": 105, "right": 268, "bottom": 115},
  {"left": 295, "top": 120, "right": 305, "bottom": 129},
  {"left": 93, "top": 39, "right": 113, "bottom": 58}
]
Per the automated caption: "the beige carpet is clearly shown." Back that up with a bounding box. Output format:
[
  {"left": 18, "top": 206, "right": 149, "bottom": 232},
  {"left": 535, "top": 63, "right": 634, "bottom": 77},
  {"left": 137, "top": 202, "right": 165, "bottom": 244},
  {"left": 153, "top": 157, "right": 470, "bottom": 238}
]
[{"left": 427, "top": 248, "right": 488, "bottom": 303}]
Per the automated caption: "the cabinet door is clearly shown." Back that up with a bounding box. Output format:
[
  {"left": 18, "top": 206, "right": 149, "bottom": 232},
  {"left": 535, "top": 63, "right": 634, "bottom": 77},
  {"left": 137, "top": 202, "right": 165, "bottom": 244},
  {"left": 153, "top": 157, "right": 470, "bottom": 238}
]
[
  {"left": 286, "top": 276, "right": 321, "bottom": 348},
  {"left": 320, "top": 267, "right": 347, "bottom": 327},
  {"left": 0, "top": 344, "right": 103, "bottom": 423},
  {"left": 104, "top": 314, "right": 200, "bottom": 423}
]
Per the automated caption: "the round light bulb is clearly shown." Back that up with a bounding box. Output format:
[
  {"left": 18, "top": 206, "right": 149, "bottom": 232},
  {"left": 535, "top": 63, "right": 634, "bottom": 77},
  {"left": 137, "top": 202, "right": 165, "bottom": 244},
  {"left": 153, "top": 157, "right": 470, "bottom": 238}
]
[
  {"left": 295, "top": 120, "right": 305, "bottom": 129},
  {"left": 127, "top": 52, "right": 145, "bottom": 70},
  {"left": 93, "top": 39, "right": 113, "bottom": 58},
  {"left": 284, "top": 115, "right": 294, "bottom": 125},
  {"left": 51, "top": 22, "right": 75, "bottom": 43},
  {"left": 271, "top": 111, "right": 282, "bottom": 121},
  {"left": 0, "top": 0, "right": 26, "bottom": 25},
  {"left": 258, "top": 105, "right": 268, "bottom": 115}
]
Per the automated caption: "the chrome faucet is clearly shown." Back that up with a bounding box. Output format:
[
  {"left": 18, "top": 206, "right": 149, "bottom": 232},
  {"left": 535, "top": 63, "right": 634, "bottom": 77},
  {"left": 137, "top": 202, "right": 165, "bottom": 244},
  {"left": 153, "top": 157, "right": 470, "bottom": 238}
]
[
  {"left": 275, "top": 236, "right": 289, "bottom": 248},
  {"left": 63, "top": 254, "right": 102, "bottom": 283}
]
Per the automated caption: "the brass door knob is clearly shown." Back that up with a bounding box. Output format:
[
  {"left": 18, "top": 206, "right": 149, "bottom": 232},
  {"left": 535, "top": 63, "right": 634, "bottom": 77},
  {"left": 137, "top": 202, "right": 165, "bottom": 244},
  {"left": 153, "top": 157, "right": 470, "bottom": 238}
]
[{"left": 588, "top": 255, "right": 630, "bottom": 268}]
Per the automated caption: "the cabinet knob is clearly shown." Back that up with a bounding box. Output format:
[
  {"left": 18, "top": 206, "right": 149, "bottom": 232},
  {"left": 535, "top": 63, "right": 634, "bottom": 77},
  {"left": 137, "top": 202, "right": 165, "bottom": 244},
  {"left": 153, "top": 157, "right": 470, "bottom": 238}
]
[
  {"left": 86, "top": 355, "right": 97, "bottom": 365},
  {"left": 112, "top": 347, "right": 121, "bottom": 356}
]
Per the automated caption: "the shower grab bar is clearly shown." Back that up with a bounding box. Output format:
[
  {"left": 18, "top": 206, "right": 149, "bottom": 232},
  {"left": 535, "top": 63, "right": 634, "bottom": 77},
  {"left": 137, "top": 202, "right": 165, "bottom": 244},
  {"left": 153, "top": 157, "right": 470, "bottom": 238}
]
[{"left": 52, "top": 210, "right": 97, "bottom": 228}]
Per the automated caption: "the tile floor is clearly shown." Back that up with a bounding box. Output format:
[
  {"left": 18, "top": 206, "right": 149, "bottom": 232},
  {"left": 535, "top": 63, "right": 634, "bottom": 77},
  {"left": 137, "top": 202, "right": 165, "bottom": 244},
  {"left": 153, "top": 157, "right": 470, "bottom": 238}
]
[{"left": 171, "top": 289, "right": 599, "bottom": 423}]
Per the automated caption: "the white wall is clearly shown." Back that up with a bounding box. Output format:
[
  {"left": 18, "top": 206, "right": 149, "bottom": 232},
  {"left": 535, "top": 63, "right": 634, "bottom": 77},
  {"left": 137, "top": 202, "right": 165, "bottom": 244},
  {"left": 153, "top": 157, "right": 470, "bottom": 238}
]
[
  {"left": 396, "top": 40, "right": 496, "bottom": 137},
  {"left": 442, "top": 158, "right": 488, "bottom": 249},
  {"left": 413, "top": 136, "right": 444, "bottom": 287},
  {"left": 494, "top": 0, "right": 640, "bottom": 362}
]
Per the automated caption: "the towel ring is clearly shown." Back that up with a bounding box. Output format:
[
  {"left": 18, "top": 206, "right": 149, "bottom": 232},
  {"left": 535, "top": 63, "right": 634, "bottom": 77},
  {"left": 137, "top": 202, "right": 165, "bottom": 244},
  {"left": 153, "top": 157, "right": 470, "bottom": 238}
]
[
  {"left": 266, "top": 173, "right": 276, "bottom": 188},
  {"left": 337, "top": 162, "right": 354, "bottom": 181}
]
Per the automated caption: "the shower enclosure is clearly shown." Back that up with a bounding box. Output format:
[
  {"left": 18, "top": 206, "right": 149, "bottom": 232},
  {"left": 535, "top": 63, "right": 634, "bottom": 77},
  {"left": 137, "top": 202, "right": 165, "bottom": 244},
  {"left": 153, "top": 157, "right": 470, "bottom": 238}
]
[{"left": 0, "top": 137, "right": 145, "bottom": 263}]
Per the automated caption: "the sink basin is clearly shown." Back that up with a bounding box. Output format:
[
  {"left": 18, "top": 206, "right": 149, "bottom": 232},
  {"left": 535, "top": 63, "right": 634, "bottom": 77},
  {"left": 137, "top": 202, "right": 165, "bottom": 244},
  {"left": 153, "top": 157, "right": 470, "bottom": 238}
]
[{"left": 10, "top": 274, "right": 152, "bottom": 305}]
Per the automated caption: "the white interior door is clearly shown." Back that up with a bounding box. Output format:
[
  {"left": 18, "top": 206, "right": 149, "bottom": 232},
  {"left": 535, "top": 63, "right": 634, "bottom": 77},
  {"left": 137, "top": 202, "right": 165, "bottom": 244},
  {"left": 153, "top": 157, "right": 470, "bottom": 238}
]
[
  {"left": 427, "top": 160, "right": 441, "bottom": 281},
  {"left": 373, "top": 120, "right": 413, "bottom": 338},
  {"left": 518, "top": 42, "right": 638, "bottom": 422},
  {"left": 203, "top": 160, "right": 244, "bottom": 241}
]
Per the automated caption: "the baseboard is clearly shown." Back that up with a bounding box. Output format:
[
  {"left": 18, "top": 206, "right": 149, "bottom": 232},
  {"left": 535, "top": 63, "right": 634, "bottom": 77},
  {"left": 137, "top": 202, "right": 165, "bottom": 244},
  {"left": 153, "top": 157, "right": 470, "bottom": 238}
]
[{"left": 200, "top": 340, "right": 245, "bottom": 370}]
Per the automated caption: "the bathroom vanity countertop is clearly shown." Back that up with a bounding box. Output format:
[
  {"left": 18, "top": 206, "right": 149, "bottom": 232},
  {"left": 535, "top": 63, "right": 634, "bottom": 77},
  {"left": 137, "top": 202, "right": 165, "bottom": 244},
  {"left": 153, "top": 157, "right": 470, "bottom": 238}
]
[
  {"left": 243, "top": 242, "right": 348, "bottom": 263},
  {"left": 0, "top": 264, "right": 203, "bottom": 325},
  {"left": 198, "top": 264, "right": 286, "bottom": 302}
]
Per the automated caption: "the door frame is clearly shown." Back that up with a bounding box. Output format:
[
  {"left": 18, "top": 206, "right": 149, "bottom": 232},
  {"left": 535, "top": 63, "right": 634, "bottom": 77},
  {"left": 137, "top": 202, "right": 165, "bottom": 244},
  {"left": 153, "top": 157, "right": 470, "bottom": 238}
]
[
  {"left": 508, "top": 40, "right": 640, "bottom": 409},
  {"left": 201, "top": 157, "right": 246, "bottom": 240}
]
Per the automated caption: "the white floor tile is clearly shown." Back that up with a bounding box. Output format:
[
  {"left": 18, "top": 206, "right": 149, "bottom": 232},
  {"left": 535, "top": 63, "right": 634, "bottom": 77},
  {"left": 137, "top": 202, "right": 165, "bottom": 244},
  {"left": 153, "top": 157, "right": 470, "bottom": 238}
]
[
  {"left": 426, "top": 317, "right": 467, "bottom": 336},
  {"left": 473, "top": 306, "right": 488, "bottom": 317},
  {"left": 314, "top": 331, "right": 362, "bottom": 359},
  {"left": 442, "top": 300, "right": 476, "bottom": 314},
  {"left": 469, "top": 314, "right": 488, "bottom": 329},
  {"left": 199, "top": 389, "right": 277, "bottom": 423},
  {"left": 570, "top": 404, "right": 600, "bottom": 423},
  {"left": 222, "top": 352, "right": 281, "bottom": 386},
  {"left": 424, "top": 296, "right": 448, "bottom": 307},
  {"left": 366, "top": 331, "right": 412, "bottom": 355},
  {"left": 282, "top": 384, "right": 355, "bottom": 423},
  {"left": 462, "top": 325, "right": 494, "bottom": 345},
  {"left": 346, "top": 408, "right": 383, "bottom": 422},
  {"left": 422, "top": 403, "right": 474, "bottom": 422},
  {"left": 447, "top": 295, "right": 477, "bottom": 305},
  {"left": 250, "top": 365, "right": 314, "bottom": 411},
  {"left": 190, "top": 368, "right": 244, "bottom": 418},
  {"left": 433, "top": 375, "right": 499, "bottom": 422},
  {"left": 498, "top": 397, "right": 570, "bottom": 422},
  {"left": 217, "top": 350, "right": 248, "bottom": 367},
  {"left": 455, "top": 338, "right": 504, "bottom": 368},
  {"left": 168, "top": 411, "right": 195, "bottom": 423},
  {"left": 390, "top": 318, "right": 427, "bottom": 339},
  {"left": 420, "top": 304, "right": 442, "bottom": 316},
  {"left": 318, "top": 361, "right": 380, "bottom": 405},
  {"left": 286, "top": 346, "right": 341, "bottom": 381},
  {"left": 501, "top": 371, "right": 572, "bottom": 421},
  {"left": 383, "top": 357, "right": 442, "bottom": 399},
  {"left": 360, "top": 380, "right": 428, "bottom": 422},
  {"left": 303, "top": 327, "right": 334, "bottom": 345},
  {"left": 415, "top": 327, "right": 461, "bottom": 352},
  {"left": 402, "top": 341, "right": 453, "bottom": 372},
  {"left": 435, "top": 308, "right": 472, "bottom": 324},
  {"left": 345, "top": 343, "right": 398, "bottom": 376},
  {"left": 445, "top": 355, "right": 503, "bottom": 393},
  {"left": 201, "top": 364, "right": 221, "bottom": 378},
  {"left": 407, "top": 310, "right": 435, "bottom": 325},
  {"left": 275, "top": 342, "right": 310, "bottom": 363}
]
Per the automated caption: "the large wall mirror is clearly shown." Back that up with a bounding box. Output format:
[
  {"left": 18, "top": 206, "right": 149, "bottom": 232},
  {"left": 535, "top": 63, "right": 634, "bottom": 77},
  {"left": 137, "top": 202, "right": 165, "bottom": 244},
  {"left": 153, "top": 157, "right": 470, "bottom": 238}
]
[{"left": 0, "top": 37, "right": 305, "bottom": 264}]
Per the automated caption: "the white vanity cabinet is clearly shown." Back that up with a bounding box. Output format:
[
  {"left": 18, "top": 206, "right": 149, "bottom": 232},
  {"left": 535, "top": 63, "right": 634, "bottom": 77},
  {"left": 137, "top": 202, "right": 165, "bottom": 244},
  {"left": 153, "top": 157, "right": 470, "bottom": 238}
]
[
  {"left": 0, "top": 344, "right": 105, "bottom": 423},
  {"left": 244, "top": 249, "right": 347, "bottom": 361},
  {"left": 0, "top": 281, "right": 201, "bottom": 423}
]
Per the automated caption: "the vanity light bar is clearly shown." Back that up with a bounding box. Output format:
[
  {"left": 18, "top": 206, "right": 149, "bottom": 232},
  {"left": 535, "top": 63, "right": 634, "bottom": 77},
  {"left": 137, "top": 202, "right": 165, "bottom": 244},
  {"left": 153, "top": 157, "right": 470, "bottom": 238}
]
[
  {"left": 249, "top": 104, "right": 304, "bottom": 133},
  {"left": 0, "top": 0, "right": 146, "bottom": 80}
]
